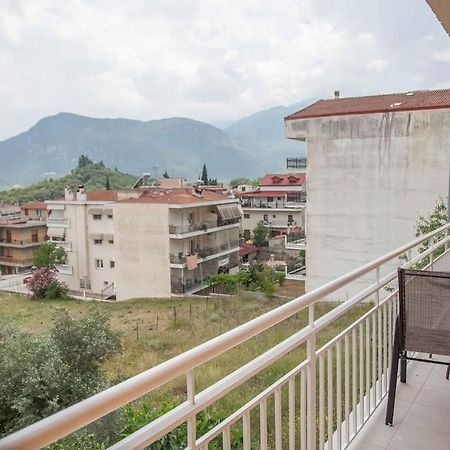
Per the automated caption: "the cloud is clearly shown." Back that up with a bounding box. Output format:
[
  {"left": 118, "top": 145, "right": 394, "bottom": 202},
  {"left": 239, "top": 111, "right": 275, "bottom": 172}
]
[{"left": 0, "top": 0, "right": 449, "bottom": 139}]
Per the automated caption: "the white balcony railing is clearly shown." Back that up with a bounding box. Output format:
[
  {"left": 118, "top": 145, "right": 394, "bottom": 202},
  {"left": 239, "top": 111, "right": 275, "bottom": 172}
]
[
  {"left": 1, "top": 223, "right": 449, "bottom": 449},
  {"left": 47, "top": 217, "right": 70, "bottom": 227},
  {"left": 56, "top": 264, "right": 73, "bottom": 275}
]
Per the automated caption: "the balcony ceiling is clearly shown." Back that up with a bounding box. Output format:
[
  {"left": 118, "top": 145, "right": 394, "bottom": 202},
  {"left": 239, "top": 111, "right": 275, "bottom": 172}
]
[{"left": 427, "top": 0, "right": 450, "bottom": 36}]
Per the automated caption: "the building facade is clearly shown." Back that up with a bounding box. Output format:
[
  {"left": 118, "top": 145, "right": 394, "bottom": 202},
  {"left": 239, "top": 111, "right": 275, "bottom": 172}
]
[
  {"left": 47, "top": 185, "right": 241, "bottom": 300},
  {"left": 285, "top": 89, "right": 450, "bottom": 300},
  {"left": 0, "top": 219, "right": 47, "bottom": 275},
  {"left": 238, "top": 173, "right": 306, "bottom": 240}
]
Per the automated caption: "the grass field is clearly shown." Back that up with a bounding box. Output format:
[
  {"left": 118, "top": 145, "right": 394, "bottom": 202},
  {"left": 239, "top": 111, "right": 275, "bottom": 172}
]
[{"left": 0, "top": 287, "right": 372, "bottom": 446}]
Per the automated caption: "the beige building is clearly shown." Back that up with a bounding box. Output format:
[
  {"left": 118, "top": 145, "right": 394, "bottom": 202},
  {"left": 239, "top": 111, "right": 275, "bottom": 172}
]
[
  {"left": 47, "top": 185, "right": 241, "bottom": 300},
  {"left": 238, "top": 173, "right": 306, "bottom": 240},
  {"left": 0, "top": 218, "right": 47, "bottom": 275},
  {"left": 285, "top": 89, "right": 450, "bottom": 300}
]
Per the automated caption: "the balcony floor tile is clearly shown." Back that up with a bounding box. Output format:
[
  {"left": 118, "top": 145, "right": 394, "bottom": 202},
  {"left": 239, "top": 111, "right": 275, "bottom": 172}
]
[{"left": 349, "top": 356, "right": 450, "bottom": 449}]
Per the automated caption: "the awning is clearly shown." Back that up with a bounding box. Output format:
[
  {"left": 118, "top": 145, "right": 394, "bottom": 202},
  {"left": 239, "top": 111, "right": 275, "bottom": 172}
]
[
  {"left": 89, "top": 233, "right": 103, "bottom": 240},
  {"left": 104, "top": 233, "right": 114, "bottom": 241},
  {"left": 103, "top": 209, "right": 113, "bottom": 215},
  {"left": 88, "top": 209, "right": 103, "bottom": 215},
  {"left": 216, "top": 204, "right": 242, "bottom": 220},
  {"left": 47, "top": 227, "right": 65, "bottom": 238}
]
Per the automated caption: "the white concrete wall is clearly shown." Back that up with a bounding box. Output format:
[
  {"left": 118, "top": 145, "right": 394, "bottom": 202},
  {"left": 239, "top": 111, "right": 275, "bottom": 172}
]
[
  {"left": 114, "top": 203, "right": 171, "bottom": 300},
  {"left": 286, "top": 109, "right": 450, "bottom": 300},
  {"left": 242, "top": 209, "right": 304, "bottom": 236}
]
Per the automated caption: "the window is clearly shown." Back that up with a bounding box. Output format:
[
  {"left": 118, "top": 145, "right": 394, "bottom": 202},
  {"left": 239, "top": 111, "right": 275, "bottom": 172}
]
[
  {"left": 31, "top": 230, "right": 38, "bottom": 243},
  {"left": 243, "top": 229, "right": 251, "bottom": 240},
  {"left": 273, "top": 214, "right": 277, "bottom": 218},
  {"left": 94, "top": 239, "right": 103, "bottom": 245},
  {"left": 104, "top": 281, "right": 109, "bottom": 286},
  {"left": 244, "top": 213, "right": 250, "bottom": 219},
  {"left": 288, "top": 214, "right": 294, "bottom": 224},
  {"left": 107, "top": 214, "right": 113, "bottom": 219},
  {"left": 95, "top": 258, "right": 104, "bottom": 269},
  {"left": 24, "top": 209, "right": 28, "bottom": 216},
  {"left": 267, "top": 197, "right": 273, "bottom": 202},
  {"left": 110, "top": 260, "right": 115, "bottom": 268},
  {"left": 93, "top": 214, "right": 102, "bottom": 220},
  {"left": 263, "top": 214, "right": 268, "bottom": 222},
  {"left": 108, "top": 239, "right": 114, "bottom": 244},
  {"left": 80, "top": 278, "right": 91, "bottom": 289}
]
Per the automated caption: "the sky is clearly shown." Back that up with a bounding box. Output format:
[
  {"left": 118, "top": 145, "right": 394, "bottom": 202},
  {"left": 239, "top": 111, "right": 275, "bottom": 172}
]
[{"left": 0, "top": 0, "right": 449, "bottom": 140}]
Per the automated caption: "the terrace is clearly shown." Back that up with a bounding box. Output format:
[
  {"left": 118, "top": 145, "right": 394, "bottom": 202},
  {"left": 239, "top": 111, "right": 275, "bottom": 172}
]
[{"left": 1, "top": 224, "right": 449, "bottom": 449}]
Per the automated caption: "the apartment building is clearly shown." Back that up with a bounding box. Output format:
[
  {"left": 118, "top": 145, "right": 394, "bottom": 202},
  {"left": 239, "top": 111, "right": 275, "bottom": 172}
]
[
  {"left": 285, "top": 89, "right": 450, "bottom": 299},
  {"left": 21, "top": 201, "right": 49, "bottom": 221},
  {"left": 238, "top": 172, "right": 306, "bottom": 240},
  {"left": 47, "top": 185, "right": 241, "bottom": 300},
  {"left": 0, "top": 218, "right": 47, "bottom": 275}
]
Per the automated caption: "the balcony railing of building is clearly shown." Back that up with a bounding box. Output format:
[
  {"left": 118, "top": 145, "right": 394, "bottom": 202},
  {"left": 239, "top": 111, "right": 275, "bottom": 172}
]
[
  {"left": 0, "top": 256, "right": 34, "bottom": 266},
  {"left": 242, "top": 197, "right": 306, "bottom": 209},
  {"left": 260, "top": 219, "right": 299, "bottom": 228},
  {"left": 169, "top": 218, "right": 240, "bottom": 236},
  {"left": 2, "top": 223, "right": 449, "bottom": 450},
  {"left": 47, "top": 217, "right": 70, "bottom": 227},
  {"left": 50, "top": 240, "right": 72, "bottom": 252},
  {"left": 170, "top": 241, "right": 240, "bottom": 264},
  {"left": 286, "top": 157, "right": 307, "bottom": 169},
  {"left": 0, "top": 238, "right": 42, "bottom": 247},
  {"left": 56, "top": 264, "right": 73, "bottom": 275}
]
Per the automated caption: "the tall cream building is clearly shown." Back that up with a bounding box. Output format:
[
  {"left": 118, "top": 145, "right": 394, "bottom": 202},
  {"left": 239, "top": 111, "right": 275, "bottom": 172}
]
[{"left": 46, "top": 184, "right": 241, "bottom": 300}]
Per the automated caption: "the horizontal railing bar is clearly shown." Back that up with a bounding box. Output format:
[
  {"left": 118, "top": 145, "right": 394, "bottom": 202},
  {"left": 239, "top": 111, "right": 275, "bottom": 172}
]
[
  {"left": 2, "top": 223, "right": 449, "bottom": 450},
  {"left": 196, "top": 362, "right": 309, "bottom": 446}
]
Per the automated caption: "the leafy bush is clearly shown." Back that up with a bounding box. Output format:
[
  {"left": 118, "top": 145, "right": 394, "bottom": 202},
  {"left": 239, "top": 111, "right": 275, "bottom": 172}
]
[
  {"left": 27, "top": 267, "right": 68, "bottom": 300},
  {"left": 0, "top": 310, "right": 122, "bottom": 442}
]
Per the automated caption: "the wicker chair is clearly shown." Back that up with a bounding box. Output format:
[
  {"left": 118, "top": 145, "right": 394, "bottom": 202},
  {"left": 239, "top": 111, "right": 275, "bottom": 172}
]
[{"left": 385, "top": 268, "right": 450, "bottom": 426}]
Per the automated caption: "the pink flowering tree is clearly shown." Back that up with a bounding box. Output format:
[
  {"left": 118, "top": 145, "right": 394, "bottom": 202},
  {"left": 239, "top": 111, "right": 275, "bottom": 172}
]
[{"left": 27, "top": 267, "right": 68, "bottom": 300}]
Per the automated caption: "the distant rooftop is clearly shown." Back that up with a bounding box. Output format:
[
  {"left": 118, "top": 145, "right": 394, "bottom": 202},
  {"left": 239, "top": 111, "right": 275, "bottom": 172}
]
[
  {"left": 20, "top": 201, "right": 47, "bottom": 210},
  {"left": 260, "top": 173, "right": 306, "bottom": 187},
  {"left": 285, "top": 89, "right": 450, "bottom": 121}
]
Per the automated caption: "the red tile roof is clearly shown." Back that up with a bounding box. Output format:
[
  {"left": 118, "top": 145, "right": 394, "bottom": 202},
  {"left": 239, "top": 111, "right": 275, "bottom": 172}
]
[
  {"left": 86, "top": 191, "right": 125, "bottom": 201},
  {"left": 239, "top": 244, "right": 258, "bottom": 257},
  {"left": 20, "top": 201, "right": 47, "bottom": 210},
  {"left": 285, "top": 89, "right": 450, "bottom": 121},
  {"left": 118, "top": 188, "right": 235, "bottom": 205},
  {"left": 259, "top": 173, "right": 305, "bottom": 187}
]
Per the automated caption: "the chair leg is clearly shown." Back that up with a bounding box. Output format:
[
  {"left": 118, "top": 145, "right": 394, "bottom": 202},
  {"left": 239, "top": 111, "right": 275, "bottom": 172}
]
[
  {"left": 400, "top": 351, "right": 407, "bottom": 383},
  {"left": 386, "top": 319, "right": 401, "bottom": 426}
]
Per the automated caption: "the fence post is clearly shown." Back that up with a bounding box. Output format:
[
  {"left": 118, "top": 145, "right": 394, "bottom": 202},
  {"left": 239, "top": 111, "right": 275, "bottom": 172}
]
[{"left": 306, "top": 304, "right": 316, "bottom": 449}]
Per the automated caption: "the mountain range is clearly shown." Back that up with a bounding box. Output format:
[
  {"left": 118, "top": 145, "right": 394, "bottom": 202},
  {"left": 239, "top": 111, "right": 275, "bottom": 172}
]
[{"left": 0, "top": 102, "right": 309, "bottom": 189}]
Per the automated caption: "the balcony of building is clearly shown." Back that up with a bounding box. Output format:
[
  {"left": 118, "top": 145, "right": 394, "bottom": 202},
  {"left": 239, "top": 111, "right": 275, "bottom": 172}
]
[
  {"left": 287, "top": 156, "right": 307, "bottom": 169},
  {"left": 241, "top": 194, "right": 306, "bottom": 210},
  {"left": 169, "top": 203, "right": 241, "bottom": 239},
  {"left": 47, "top": 217, "right": 70, "bottom": 228},
  {"left": 169, "top": 218, "right": 240, "bottom": 238},
  {"left": 1, "top": 223, "right": 449, "bottom": 449},
  {"left": 0, "top": 255, "right": 34, "bottom": 267}
]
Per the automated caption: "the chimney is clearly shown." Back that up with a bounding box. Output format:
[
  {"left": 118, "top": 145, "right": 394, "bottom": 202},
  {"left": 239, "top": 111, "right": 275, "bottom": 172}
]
[
  {"left": 64, "top": 186, "right": 74, "bottom": 201},
  {"left": 334, "top": 90, "right": 340, "bottom": 99},
  {"left": 77, "top": 184, "right": 86, "bottom": 202}
]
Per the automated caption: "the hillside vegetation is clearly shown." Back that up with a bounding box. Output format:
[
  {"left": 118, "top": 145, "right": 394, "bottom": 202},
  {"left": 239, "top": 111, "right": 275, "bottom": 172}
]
[{"left": 0, "top": 157, "right": 137, "bottom": 204}]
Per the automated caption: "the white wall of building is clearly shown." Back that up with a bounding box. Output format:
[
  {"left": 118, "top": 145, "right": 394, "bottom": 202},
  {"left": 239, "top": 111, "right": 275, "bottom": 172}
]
[
  {"left": 286, "top": 109, "right": 450, "bottom": 300},
  {"left": 114, "top": 202, "right": 171, "bottom": 300}
]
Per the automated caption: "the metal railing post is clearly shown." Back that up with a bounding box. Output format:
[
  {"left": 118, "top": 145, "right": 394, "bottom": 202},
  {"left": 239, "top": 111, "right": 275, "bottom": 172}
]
[{"left": 306, "top": 304, "right": 316, "bottom": 449}]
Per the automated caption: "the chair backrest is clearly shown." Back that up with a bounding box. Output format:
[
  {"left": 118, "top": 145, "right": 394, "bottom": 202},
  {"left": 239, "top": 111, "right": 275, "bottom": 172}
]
[{"left": 398, "top": 268, "right": 450, "bottom": 356}]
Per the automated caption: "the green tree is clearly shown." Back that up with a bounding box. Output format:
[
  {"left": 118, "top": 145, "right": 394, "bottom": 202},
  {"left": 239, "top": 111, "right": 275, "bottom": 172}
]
[
  {"left": 415, "top": 196, "right": 448, "bottom": 268},
  {"left": 0, "top": 310, "right": 122, "bottom": 439},
  {"left": 201, "top": 164, "right": 208, "bottom": 185},
  {"left": 252, "top": 223, "right": 270, "bottom": 247},
  {"left": 33, "top": 242, "right": 67, "bottom": 269},
  {"left": 105, "top": 175, "right": 111, "bottom": 190},
  {"left": 78, "top": 154, "right": 93, "bottom": 169}
]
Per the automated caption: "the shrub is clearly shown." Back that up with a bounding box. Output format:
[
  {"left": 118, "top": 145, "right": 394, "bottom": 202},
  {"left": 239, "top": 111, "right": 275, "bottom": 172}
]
[
  {"left": 27, "top": 267, "right": 68, "bottom": 300},
  {"left": 33, "top": 242, "right": 67, "bottom": 270}
]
